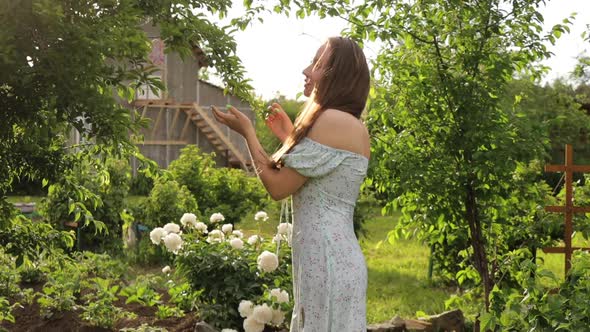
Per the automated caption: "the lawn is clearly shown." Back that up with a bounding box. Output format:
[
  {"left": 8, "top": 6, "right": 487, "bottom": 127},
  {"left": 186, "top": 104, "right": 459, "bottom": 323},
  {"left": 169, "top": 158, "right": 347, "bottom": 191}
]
[{"left": 238, "top": 201, "right": 455, "bottom": 324}]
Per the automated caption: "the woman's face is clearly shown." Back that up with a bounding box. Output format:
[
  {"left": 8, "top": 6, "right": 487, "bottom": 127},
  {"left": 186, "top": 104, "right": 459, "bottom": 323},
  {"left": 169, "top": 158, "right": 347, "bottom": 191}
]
[{"left": 302, "top": 44, "right": 327, "bottom": 97}]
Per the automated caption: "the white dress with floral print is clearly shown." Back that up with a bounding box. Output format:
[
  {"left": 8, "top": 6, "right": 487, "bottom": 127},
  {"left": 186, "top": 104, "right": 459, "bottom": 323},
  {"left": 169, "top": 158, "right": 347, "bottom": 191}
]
[{"left": 282, "top": 137, "right": 368, "bottom": 332}]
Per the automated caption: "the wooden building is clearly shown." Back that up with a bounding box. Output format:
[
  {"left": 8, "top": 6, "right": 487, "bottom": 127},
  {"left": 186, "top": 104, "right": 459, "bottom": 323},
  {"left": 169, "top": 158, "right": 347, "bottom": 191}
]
[{"left": 129, "top": 23, "right": 254, "bottom": 172}]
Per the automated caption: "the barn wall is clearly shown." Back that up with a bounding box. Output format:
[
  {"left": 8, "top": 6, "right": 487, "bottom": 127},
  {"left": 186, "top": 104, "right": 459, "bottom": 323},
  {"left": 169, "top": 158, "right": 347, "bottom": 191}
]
[{"left": 129, "top": 24, "right": 254, "bottom": 172}]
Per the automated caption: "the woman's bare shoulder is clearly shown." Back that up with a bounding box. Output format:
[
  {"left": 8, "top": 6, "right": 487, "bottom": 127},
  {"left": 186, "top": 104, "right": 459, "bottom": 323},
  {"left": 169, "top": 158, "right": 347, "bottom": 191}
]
[{"left": 307, "top": 109, "right": 370, "bottom": 158}]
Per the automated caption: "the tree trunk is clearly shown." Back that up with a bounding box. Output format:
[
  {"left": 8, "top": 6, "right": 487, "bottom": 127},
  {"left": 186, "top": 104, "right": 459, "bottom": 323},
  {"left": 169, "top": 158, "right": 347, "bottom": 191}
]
[{"left": 465, "top": 180, "right": 493, "bottom": 311}]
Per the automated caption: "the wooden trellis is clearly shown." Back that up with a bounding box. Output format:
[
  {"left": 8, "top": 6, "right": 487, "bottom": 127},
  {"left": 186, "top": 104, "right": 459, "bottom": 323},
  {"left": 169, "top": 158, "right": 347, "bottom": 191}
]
[{"left": 543, "top": 144, "right": 590, "bottom": 275}]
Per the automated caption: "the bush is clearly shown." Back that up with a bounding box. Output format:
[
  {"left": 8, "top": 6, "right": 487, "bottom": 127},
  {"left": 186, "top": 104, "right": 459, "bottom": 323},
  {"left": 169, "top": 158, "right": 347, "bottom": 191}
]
[
  {"left": 126, "top": 177, "right": 198, "bottom": 265},
  {"left": 129, "top": 172, "right": 154, "bottom": 196},
  {"left": 169, "top": 145, "right": 268, "bottom": 225},
  {"left": 151, "top": 212, "right": 292, "bottom": 330},
  {"left": 483, "top": 250, "right": 590, "bottom": 331},
  {"left": 209, "top": 168, "right": 268, "bottom": 225},
  {"left": 144, "top": 177, "right": 199, "bottom": 229},
  {"left": 39, "top": 157, "right": 131, "bottom": 252},
  {"left": 168, "top": 145, "right": 217, "bottom": 213}
]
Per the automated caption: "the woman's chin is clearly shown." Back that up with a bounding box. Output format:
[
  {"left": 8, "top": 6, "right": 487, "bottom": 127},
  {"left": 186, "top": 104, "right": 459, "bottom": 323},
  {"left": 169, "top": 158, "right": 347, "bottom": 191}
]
[{"left": 303, "top": 87, "right": 312, "bottom": 98}]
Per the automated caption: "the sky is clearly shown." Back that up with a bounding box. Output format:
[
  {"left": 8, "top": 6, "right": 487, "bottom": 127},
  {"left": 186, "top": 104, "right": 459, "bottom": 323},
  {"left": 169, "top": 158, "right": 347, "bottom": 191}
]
[{"left": 224, "top": 1, "right": 590, "bottom": 100}]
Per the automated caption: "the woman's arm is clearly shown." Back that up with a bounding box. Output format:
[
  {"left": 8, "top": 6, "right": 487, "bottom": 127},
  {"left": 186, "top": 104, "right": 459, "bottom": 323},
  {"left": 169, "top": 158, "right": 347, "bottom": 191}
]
[
  {"left": 243, "top": 129, "right": 307, "bottom": 200},
  {"left": 211, "top": 105, "right": 307, "bottom": 201}
]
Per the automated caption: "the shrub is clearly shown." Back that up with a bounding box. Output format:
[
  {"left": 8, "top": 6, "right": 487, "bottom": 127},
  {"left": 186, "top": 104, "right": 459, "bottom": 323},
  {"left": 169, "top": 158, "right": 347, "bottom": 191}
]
[
  {"left": 169, "top": 145, "right": 269, "bottom": 225},
  {"left": 168, "top": 145, "right": 217, "bottom": 212},
  {"left": 144, "top": 177, "right": 199, "bottom": 229},
  {"left": 39, "top": 157, "right": 131, "bottom": 252},
  {"left": 151, "top": 211, "right": 292, "bottom": 330},
  {"left": 129, "top": 171, "right": 154, "bottom": 196},
  {"left": 482, "top": 250, "right": 590, "bottom": 331},
  {"left": 209, "top": 168, "right": 268, "bottom": 225}
]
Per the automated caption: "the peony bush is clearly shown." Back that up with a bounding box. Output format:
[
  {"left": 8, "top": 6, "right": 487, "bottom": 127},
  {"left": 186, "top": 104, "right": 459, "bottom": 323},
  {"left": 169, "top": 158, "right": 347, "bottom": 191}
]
[{"left": 150, "top": 211, "right": 293, "bottom": 330}]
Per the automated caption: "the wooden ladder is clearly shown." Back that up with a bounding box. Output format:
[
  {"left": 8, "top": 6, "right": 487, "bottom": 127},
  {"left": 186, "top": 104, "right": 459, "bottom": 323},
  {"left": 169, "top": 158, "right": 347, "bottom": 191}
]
[{"left": 181, "top": 103, "right": 252, "bottom": 172}]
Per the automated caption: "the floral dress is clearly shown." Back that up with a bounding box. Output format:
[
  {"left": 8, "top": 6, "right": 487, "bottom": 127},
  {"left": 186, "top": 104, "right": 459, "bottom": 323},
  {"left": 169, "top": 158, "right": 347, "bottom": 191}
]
[{"left": 282, "top": 137, "right": 369, "bottom": 332}]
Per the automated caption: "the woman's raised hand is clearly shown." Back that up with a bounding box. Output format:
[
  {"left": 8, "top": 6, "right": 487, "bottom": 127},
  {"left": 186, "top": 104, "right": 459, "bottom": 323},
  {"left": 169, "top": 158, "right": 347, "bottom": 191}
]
[
  {"left": 211, "top": 105, "right": 254, "bottom": 138},
  {"left": 265, "top": 102, "right": 294, "bottom": 143}
]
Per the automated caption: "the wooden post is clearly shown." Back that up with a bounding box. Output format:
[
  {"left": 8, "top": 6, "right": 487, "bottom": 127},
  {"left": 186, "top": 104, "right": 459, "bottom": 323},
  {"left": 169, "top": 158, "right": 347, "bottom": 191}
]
[{"left": 543, "top": 144, "right": 590, "bottom": 275}]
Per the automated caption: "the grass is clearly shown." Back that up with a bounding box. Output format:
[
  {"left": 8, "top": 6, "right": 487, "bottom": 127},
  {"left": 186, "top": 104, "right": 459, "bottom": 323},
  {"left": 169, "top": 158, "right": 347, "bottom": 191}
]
[
  {"left": 237, "top": 202, "right": 456, "bottom": 323},
  {"left": 536, "top": 233, "right": 590, "bottom": 283},
  {"left": 5, "top": 195, "right": 43, "bottom": 204},
  {"left": 360, "top": 214, "right": 454, "bottom": 323}
]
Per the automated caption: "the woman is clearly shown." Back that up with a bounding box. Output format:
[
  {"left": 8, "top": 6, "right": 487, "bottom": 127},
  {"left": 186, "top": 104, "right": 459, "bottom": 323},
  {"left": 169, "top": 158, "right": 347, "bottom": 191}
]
[{"left": 212, "top": 36, "right": 370, "bottom": 331}]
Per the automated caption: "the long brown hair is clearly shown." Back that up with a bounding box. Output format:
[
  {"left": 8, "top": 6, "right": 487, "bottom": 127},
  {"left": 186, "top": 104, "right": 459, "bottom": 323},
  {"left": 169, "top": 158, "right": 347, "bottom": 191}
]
[{"left": 271, "top": 37, "right": 370, "bottom": 165}]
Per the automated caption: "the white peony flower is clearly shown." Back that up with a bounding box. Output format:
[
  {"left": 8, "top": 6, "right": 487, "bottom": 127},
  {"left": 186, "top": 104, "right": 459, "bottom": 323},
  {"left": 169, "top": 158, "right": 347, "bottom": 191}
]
[
  {"left": 221, "top": 329, "right": 238, "bottom": 332},
  {"left": 230, "top": 238, "right": 244, "bottom": 250},
  {"left": 270, "top": 288, "right": 289, "bottom": 303},
  {"left": 221, "top": 223, "right": 233, "bottom": 234},
  {"left": 243, "top": 317, "right": 264, "bottom": 332},
  {"left": 206, "top": 229, "right": 225, "bottom": 243},
  {"left": 247, "top": 235, "right": 260, "bottom": 245},
  {"left": 254, "top": 211, "right": 269, "bottom": 221},
  {"left": 257, "top": 251, "right": 279, "bottom": 273},
  {"left": 210, "top": 212, "right": 225, "bottom": 223},
  {"left": 232, "top": 230, "right": 244, "bottom": 238},
  {"left": 270, "top": 308, "right": 286, "bottom": 325},
  {"left": 163, "top": 222, "right": 181, "bottom": 234},
  {"left": 180, "top": 213, "right": 197, "bottom": 227},
  {"left": 195, "top": 221, "right": 208, "bottom": 234},
  {"left": 162, "top": 265, "right": 171, "bottom": 274},
  {"left": 252, "top": 303, "right": 273, "bottom": 324},
  {"left": 272, "top": 233, "right": 282, "bottom": 244},
  {"left": 162, "top": 233, "right": 183, "bottom": 253},
  {"left": 277, "top": 222, "right": 291, "bottom": 235},
  {"left": 149, "top": 227, "right": 167, "bottom": 244},
  {"left": 238, "top": 300, "right": 254, "bottom": 318}
]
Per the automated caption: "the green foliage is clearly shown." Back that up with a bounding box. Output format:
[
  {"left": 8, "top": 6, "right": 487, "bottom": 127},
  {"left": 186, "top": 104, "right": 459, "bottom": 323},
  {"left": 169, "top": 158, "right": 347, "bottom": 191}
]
[
  {"left": 144, "top": 177, "right": 199, "bottom": 229},
  {"left": 483, "top": 250, "right": 590, "bottom": 331},
  {"left": 169, "top": 145, "right": 268, "bottom": 225},
  {"left": 500, "top": 79, "right": 590, "bottom": 167},
  {"left": 267, "top": 0, "right": 579, "bottom": 312},
  {"left": 211, "top": 167, "right": 268, "bottom": 225},
  {"left": 173, "top": 229, "right": 292, "bottom": 328},
  {"left": 155, "top": 305, "right": 184, "bottom": 319},
  {"left": 120, "top": 324, "right": 169, "bottom": 332},
  {"left": 129, "top": 172, "right": 154, "bottom": 196},
  {"left": 168, "top": 145, "right": 217, "bottom": 214},
  {"left": 0, "top": 0, "right": 263, "bottom": 228},
  {"left": 0, "top": 249, "right": 20, "bottom": 298},
  {"left": 0, "top": 215, "right": 74, "bottom": 268},
  {"left": 81, "top": 277, "right": 135, "bottom": 329},
  {"left": 0, "top": 296, "right": 16, "bottom": 325},
  {"left": 120, "top": 276, "right": 163, "bottom": 307},
  {"left": 256, "top": 95, "right": 302, "bottom": 153},
  {"left": 166, "top": 280, "right": 202, "bottom": 313},
  {"left": 37, "top": 264, "right": 81, "bottom": 319},
  {"left": 39, "top": 157, "right": 131, "bottom": 252}
]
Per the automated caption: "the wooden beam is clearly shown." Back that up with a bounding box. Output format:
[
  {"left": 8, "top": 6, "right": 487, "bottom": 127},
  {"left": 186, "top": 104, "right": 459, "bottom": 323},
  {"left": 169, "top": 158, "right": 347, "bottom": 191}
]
[
  {"left": 180, "top": 115, "right": 192, "bottom": 140},
  {"left": 133, "top": 99, "right": 176, "bottom": 107},
  {"left": 151, "top": 106, "right": 164, "bottom": 137},
  {"left": 138, "top": 140, "right": 188, "bottom": 145},
  {"left": 545, "top": 206, "right": 590, "bottom": 213},
  {"left": 542, "top": 247, "right": 590, "bottom": 254},
  {"left": 170, "top": 109, "right": 181, "bottom": 133},
  {"left": 545, "top": 165, "right": 590, "bottom": 173},
  {"left": 140, "top": 105, "right": 148, "bottom": 119}
]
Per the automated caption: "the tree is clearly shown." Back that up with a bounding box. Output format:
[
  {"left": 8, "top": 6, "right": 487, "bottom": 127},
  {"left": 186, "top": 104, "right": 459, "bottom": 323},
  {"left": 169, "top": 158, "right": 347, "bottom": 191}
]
[
  {"left": 0, "top": 0, "right": 262, "bottom": 228},
  {"left": 255, "top": 0, "right": 575, "bottom": 315}
]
